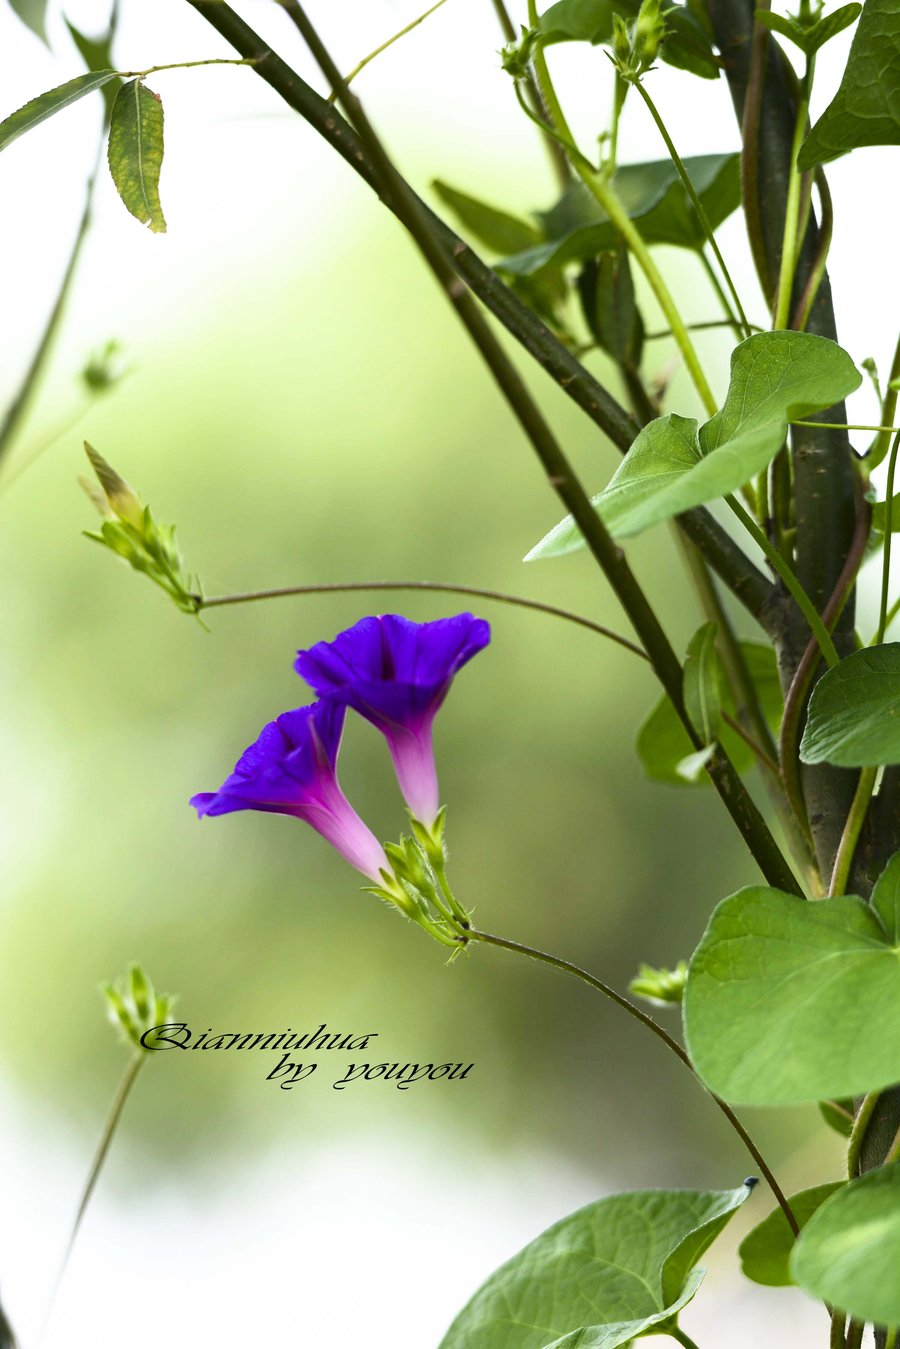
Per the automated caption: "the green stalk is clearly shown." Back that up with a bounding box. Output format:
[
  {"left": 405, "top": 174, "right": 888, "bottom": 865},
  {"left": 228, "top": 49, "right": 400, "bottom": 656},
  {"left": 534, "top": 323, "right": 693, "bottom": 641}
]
[
  {"left": 773, "top": 54, "right": 815, "bottom": 330},
  {"left": 527, "top": 5, "right": 718, "bottom": 417},
  {"left": 334, "top": 0, "right": 449, "bottom": 99},
  {"left": 829, "top": 768, "right": 877, "bottom": 897},
  {"left": 877, "top": 432, "right": 900, "bottom": 645},
  {"left": 631, "top": 77, "right": 752, "bottom": 339},
  {"left": 490, "top": 0, "right": 571, "bottom": 190},
  {"left": 727, "top": 494, "right": 839, "bottom": 666},
  {"left": 467, "top": 926, "right": 799, "bottom": 1233},
  {"left": 848, "top": 1093, "right": 881, "bottom": 1177},
  {"left": 868, "top": 331, "right": 900, "bottom": 468}
]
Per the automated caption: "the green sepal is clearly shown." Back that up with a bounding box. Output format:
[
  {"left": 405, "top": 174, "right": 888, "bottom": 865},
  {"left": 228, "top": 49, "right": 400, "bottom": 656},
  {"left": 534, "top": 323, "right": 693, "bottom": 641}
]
[
  {"left": 102, "top": 963, "right": 176, "bottom": 1052},
  {"left": 538, "top": 0, "right": 721, "bottom": 78},
  {"left": 629, "top": 960, "right": 688, "bottom": 1005}
]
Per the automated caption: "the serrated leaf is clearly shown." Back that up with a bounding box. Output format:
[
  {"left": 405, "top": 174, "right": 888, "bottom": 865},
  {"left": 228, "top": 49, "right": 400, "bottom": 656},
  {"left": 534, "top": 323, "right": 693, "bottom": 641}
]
[
  {"left": 872, "top": 850, "right": 900, "bottom": 944},
  {"left": 791, "top": 1164, "right": 900, "bottom": 1324},
  {"left": 439, "top": 1185, "right": 750, "bottom": 1349},
  {"left": 683, "top": 622, "right": 722, "bottom": 745},
  {"left": 538, "top": 0, "right": 720, "bottom": 77},
  {"left": 8, "top": 0, "right": 47, "bottom": 42},
  {"left": 526, "top": 332, "right": 860, "bottom": 557},
  {"left": 637, "top": 643, "right": 781, "bottom": 787},
  {"left": 738, "top": 1184, "right": 844, "bottom": 1286},
  {"left": 0, "top": 71, "right": 118, "bottom": 154},
  {"left": 501, "top": 155, "right": 739, "bottom": 276},
  {"left": 684, "top": 886, "right": 900, "bottom": 1105},
  {"left": 107, "top": 79, "right": 167, "bottom": 233},
  {"left": 800, "top": 643, "right": 900, "bottom": 767},
  {"left": 799, "top": 0, "right": 900, "bottom": 167},
  {"left": 431, "top": 181, "right": 541, "bottom": 255},
  {"left": 66, "top": 18, "right": 123, "bottom": 119}
]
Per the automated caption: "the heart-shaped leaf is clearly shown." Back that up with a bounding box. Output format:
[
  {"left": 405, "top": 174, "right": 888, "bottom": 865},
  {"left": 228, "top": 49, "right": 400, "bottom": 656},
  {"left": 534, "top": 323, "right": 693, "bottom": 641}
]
[
  {"left": 800, "top": 644, "right": 900, "bottom": 767},
  {"left": 500, "top": 155, "right": 739, "bottom": 276},
  {"left": 738, "top": 1183, "right": 844, "bottom": 1286},
  {"left": 791, "top": 1164, "right": 900, "bottom": 1324},
  {"left": 684, "top": 886, "right": 900, "bottom": 1105},
  {"left": 800, "top": 0, "right": 900, "bottom": 166},
  {"left": 527, "top": 332, "right": 860, "bottom": 558},
  {"left": 439, "top": 1185, "right": 751, "bottom": 1349}
]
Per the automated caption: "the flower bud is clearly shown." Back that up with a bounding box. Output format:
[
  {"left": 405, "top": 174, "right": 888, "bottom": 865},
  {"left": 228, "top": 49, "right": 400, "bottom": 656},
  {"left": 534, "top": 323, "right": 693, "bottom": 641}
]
[
  {"left": 629, "top": 960, "right": 688, "bottom": 1006},
  {"left": 102, "top": 963, "right": 177, "bottom": 1051}
]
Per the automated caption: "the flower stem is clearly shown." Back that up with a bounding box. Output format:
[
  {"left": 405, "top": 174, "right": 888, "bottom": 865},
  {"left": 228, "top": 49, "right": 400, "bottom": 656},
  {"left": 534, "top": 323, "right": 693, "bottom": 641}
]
[
  {"left": 199, "top": 579, "right": 648, "bottom": 661},
  {"left": 44, "top": 1053, "right": 145, "bottom": 1332},
  {"left": 868, "top": 331, "right": 900, "bottom": 468},
  {"left": 490, "top": 0, "right": 571, "bottom": 190},
  {"left": 830, "top": 1312, "right": 847, "bottom": 1349},
  {"left": 848, "top": 1092, "right": 881, "bottom": 1177},
  {"left": 527, "top": 6, "right": 718, "bottom": 416},
  {"left": 671, "top": 1331, "right": 702, "bottom": 1349},
  {"left": 630, "top": 77, "right": 751, "bottom": 340},
  {"left": 467, "top": 926, "right": 799, "bottom": 1233}
]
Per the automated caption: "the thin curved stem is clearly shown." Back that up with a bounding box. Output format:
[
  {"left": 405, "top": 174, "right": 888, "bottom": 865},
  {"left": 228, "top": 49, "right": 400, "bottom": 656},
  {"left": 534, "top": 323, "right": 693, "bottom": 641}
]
[
  {"left": 199, "top": 579, "right": 648, "bottom": 660},
  {"left": 848, "top": 1092, "right": 881, "bottom": 1178},
  {"left": 727, "top": 493, "right": 839, "bottom": 667},
  {"left": 42, "top": 1053, "right": 145, "bottom": 1339},
  {"left": 868, "top": 330, "right": 900, "bottom": 469},
  {"left": 331, "top": 0, "right": 449, "bottom": 101},
  {"left": 467, "top": 926, "right": 799, "bottom": 1233},
  {"left": 779, "top": 487, "right": 871, "bottom": 861},
  {"left": 630, "top": 78, "right": 751, "bottom": 339},
  {"left": 670, "top": 1330, "right": 702, "bottom": 1349},
  {"left": 527, "top": 8, "right": 718, "bottom": 416}
]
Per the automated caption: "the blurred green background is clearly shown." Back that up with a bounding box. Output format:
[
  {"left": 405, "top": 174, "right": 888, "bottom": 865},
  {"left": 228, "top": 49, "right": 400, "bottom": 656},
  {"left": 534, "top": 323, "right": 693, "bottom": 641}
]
[{"left": 0, "top": 0, "right": 858, "bottom": 1342}]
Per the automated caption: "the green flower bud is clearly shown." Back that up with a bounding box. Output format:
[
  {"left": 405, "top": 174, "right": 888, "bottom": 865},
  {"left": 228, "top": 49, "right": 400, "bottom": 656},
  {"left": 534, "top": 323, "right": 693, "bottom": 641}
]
[
  {"left": 102, "top": 963, "right": 177, "bottom": 1052},
  {"left": 633, "top": 0, "right": 667, "bottom": 69},
  {"left": 629, "top": 960, "right": 688, "bottom": 1006},
  {"left": 501, "top": 25, "right": 538, "bottom": 80}
]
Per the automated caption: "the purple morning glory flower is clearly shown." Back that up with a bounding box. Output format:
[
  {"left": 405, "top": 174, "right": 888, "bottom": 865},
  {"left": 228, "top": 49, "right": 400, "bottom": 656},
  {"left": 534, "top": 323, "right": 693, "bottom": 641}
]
[
  {"left": 191, "top": 698, "right": 389, "bottom": 883},
  {"left": 294, "top": 613, "right": 491, "bottom": 825}
]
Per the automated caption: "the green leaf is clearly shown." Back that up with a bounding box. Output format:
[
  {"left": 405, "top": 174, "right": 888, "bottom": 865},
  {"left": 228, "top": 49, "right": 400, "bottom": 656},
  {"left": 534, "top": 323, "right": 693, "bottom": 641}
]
[
  {"left": 683, "top": 622, "right": 722, "bottom": 745},
  {"left": 8, "top": 0, "right": 47, "bottom": 42},
  {"left": 756, "top": 4, "right": 860, "bottom": 54},
  {"left": 818, "top": 1098, "right": 856, "bottom": 1138},
  {"left": 500, "top": 155, "right": 739, "bottom": 276},
  {"left": 439, "top": 1185, "right": 751, "bottom": 1349},
  {"left": 872, "top": 850, "right": 900, "bottom": 943},
  {"left": 739, "top": 1184, "right": 844, "bottom": 1286},
  {"left": 526, "top": 332, "right": 860, "bottom": 557},
  {"left": 799, "top": 0, "right": 900, "bottom": 167},
  {"left": 791, "top": 1163, "right": 900, "bottom": 1324},
  {"left": 683, "top": 886, "right": 900, "bottom": 1105},
  {"left": 66, "top": 18, "right": 123, "bottom": 120},
  {"left": 538, "top": 0, "right": 720, "bottom": 78},
  {"left": 577, "top": 249, "right": 643, "bottom": 366},
  {"left": 107, "top": 79, "right": 167, "bottom": 234},
  {"left": 431, "top": 181, "right": 542, "bottom": 256},
  {"left": 800, "top": 643, "right": 900, "bottom": 767},
  {"left": 0, "top": 71, "right": 118, "bottom": 154},
  {"left": 637, "top": 643, "right": 781, "bottom": 787}
]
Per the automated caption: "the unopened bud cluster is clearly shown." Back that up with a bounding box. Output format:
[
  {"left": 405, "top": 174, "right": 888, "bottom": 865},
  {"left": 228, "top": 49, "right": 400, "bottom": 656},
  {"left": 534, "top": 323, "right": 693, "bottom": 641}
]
[
  {"left": 370, "top": 809, "right": 472, "bottom": 950},
  {"left": 610, "top": 0, "right": 668, "bottom": 80},
  {"left": 102, "top": 963, "right": 177, "bottom": 1051},
  {"left": 81, "top": 441, "right": 200, "bottom": 614}
]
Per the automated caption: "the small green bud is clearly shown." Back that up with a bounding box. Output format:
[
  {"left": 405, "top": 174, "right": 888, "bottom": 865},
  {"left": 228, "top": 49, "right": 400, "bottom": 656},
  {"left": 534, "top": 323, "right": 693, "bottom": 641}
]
[
  {"left": 501, "top": 25, "right": 538, "bottom": 79},
  {"left": 633, "top": 0, "right": 667, "bottom": 69},
  {"left": 81, "top": 339, "right": 130, "bottom": 394},
  {"left": 612, "top": 12, "right": 632, "bottom": 66},
  {"left": 81, "top": 442, "right": 202, "bottom": 615},
  {"left": 629, "top": 960, "right": 688, "bottom": 1006},
  {"left": 102, "top": 963, "right": 177, "bottom": 1051}
]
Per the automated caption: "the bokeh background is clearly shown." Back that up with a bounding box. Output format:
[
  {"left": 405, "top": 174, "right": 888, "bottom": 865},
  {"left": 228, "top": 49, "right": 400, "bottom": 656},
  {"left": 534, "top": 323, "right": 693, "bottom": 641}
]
[{"left": 0, "top": 0, "right": 894, "bottom": 1343}]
